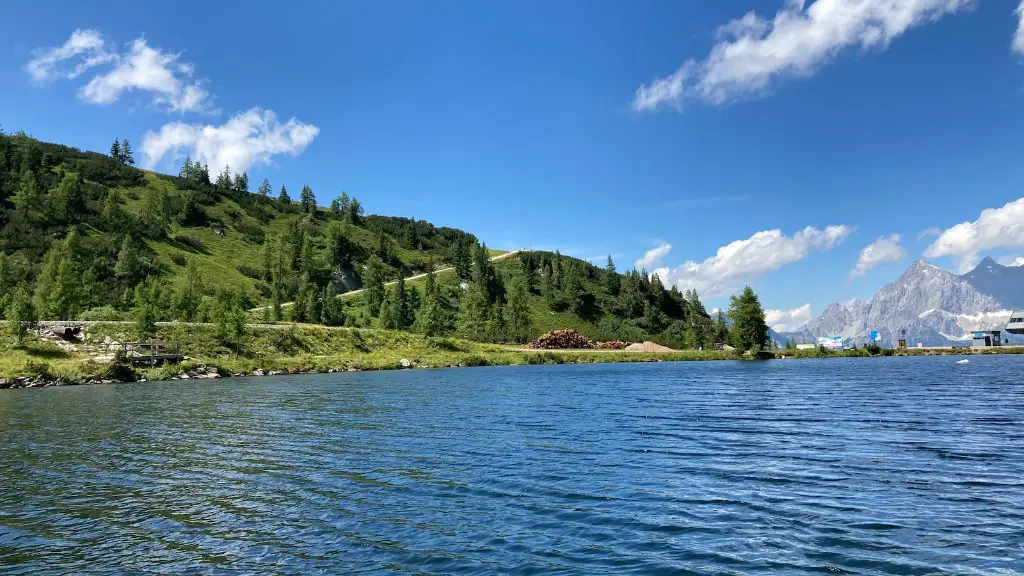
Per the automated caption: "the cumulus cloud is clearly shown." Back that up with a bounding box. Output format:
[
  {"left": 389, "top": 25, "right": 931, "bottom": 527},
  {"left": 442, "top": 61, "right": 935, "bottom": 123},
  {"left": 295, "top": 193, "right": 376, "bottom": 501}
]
[
  {"left": 633, "top": 0, "right": 973, "bottom": 112},
  {"left": 998, "top": 255, "right": 1024, "bottom": 267},
  {"left": 648, "top": 225, "right": 851, "bottom": 297},
  {"left": 924, "top": 197, "right": 1024, "bottom": 273},
  {"left": 142, "top": 108, "right": 320, "bottom": 174},
  {"left": 28, "top": 30, "right": 211, "bottom": 113},
  {"left": 26, "top": 29, "right": 114, "bottom": 82},
  {"left": 765, "top": 303, "right": 813, "bottom": 332},
  {"left": 1014, "top": 1, "right": 1024, "bottom": 54},
  {"left": 851, "top": 233, "right": 906, "bottom": 277},
  {"left": 636, "top": 243, "right": 672, "bottom": 270}
]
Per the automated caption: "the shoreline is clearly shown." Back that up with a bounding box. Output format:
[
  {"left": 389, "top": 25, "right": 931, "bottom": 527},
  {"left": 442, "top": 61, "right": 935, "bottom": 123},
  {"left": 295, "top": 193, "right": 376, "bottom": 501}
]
[{"left": 2, "top": 333, "right": 1021, "bottom": 389}]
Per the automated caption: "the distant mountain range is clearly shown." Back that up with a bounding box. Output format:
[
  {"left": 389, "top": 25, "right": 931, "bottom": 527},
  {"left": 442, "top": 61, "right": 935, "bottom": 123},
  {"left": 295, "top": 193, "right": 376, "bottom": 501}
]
[{"left": 780, "top": 257, "right": 1024, "bottom": 346}]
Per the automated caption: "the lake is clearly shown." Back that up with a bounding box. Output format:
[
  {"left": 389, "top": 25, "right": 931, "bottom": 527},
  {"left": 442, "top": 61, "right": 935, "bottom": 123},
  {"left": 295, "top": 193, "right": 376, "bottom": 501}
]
[{"left": 1, "top": 356, "right": 1023, "bottom": 574}]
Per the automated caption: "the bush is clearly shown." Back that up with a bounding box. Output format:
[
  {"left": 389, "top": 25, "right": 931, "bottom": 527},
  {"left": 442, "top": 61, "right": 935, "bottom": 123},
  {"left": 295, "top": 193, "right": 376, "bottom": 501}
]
[
  {"left": 237, "top": 264, "right": 264, "bottom": 280},
  {"left": 174, "top": 234, "right": 207, "bottom": 253},
  {"left": 170, "top": 252, "right": 187, "bottom": 266},
  {"left": 865, "top": 342, "right": 882, "bottom": 355},
  {"left": 77, "top": 306, "right": 128, "bottom": 321}
]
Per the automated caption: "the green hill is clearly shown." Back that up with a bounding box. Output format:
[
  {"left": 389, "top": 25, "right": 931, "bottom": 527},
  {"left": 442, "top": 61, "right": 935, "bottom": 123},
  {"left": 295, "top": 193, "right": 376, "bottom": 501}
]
[{"left": 0, "top": 130, "right": 740, "bottom": 350}]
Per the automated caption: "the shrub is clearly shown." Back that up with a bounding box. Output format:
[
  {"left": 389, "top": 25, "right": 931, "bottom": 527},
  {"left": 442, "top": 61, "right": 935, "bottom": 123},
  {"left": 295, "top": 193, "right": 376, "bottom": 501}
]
[
  {"left": 237, "top": 264, "right": 264, "bottom": 280},
  {"left": 169, "top": 252, "right": 187, "bottom": 266},
  {"left": 174, "top": 234, "right": 207, "bottom": 253},
  {"left": 78, "top": 306, "right": 128, "bottom": 321}
]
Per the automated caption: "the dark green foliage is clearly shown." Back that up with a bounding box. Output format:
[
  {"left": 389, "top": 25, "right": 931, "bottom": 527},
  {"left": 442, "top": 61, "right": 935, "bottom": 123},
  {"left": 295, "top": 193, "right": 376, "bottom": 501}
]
[
  {"left": 278, "top": 185, "right": 291, "bottom": 205},
  {"left": 300, "top": 185, "right": 316, "bottom": 213},
  {"left": 6, "top": 287, "right": 36, "bottom": 345},
  {"left": 728, "top": 285, "right": 769, "bottom": 352},
  {"left": 604, "top": 255, "right": 620, "bottom": 296},
  {"left": 257, "top": 178, "right": 272, "bottom": 197},
  {"left": 506, "top": 275, "right": 532, "bottom": 343},
  {"left": 364, "top": 255, "right": 386, "bottom": 316}
]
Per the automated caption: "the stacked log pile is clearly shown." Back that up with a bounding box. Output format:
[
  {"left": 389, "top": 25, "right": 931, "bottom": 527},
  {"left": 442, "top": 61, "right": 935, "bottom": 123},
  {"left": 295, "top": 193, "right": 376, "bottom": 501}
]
[
  {"left": 527, "top": 330, "right": 593, "bottom": 349},
  {"left": 527, "top": 331, "right": 632, "bottom": 350}
]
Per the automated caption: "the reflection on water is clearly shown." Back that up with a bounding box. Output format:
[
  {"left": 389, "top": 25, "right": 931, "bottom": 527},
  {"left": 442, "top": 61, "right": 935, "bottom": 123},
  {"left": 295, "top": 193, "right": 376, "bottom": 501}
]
[{"left": 2, "top": 356, "right": 1023, "bottom": 574}]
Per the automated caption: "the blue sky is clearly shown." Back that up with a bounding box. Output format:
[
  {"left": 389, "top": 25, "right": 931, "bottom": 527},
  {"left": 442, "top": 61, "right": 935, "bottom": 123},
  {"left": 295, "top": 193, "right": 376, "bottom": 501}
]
[{"left": 4, "top": 0, "right": 1024, "bottom": 330}]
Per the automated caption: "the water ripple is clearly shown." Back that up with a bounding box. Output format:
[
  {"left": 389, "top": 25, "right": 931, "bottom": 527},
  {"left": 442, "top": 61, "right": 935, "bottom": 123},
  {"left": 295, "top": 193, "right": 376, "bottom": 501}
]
[{"left": 2, "top": 355, "right": 1023, "bottom": 574}]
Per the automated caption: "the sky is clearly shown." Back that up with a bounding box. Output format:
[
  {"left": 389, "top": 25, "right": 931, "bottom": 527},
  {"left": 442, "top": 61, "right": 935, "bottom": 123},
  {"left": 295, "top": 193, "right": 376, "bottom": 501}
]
[{"left": 3, "top": 0, "right": 1024, "bottom": 331}]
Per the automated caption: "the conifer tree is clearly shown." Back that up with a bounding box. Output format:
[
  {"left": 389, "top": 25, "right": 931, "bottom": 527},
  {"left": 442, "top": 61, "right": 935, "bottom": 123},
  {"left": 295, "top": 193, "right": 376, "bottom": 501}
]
[
  {"left": 453, "top": 241, "right": 472, "bottom": 280},
  {"left": 48, "top": 171, "right": 83, "bottom": 221},
  {"left": 506, "top": 276, "right": 532, "bottom": 343},
  {"left": 458, "top": 280, "right": 490, "bottom": 340},
  {"left": 300, "top": 185, "right": 316, "bottom": 213},
  {"left": 12, "top": 169, "right": 41, "bottom": 217},
  {"left": 180, "top": 155, "right": 194, "bottom": 179},
  {"left": 258, "top": 178, "right": 272, "bottom": 196},
  {"left": 120, "top": 139, "right": 134, "bottom": 165},
  {"left": 34, "top": 229, "right": 80, "bottom": 320},
  {"left": 520, "top": 254, "right": 537, "bottom": 292},
  {"left": 394, "top": 274, "right": 412, "bottom": 329},
  {"left": 279, "top": 185, "right": 291, "bottom": 205},
  {"left": 101, "top": 189, "right": 124, "bottom": 232},
  {"left": 114, "top": 235, "right": 144, "bottom": 285},
  {"left": 728, "top": 285, "right": 769, "bottom": 353},
  {"left": 348, "top": 198, "right": 363, "bottom": 224},
  {"left": 110, "top": 139, "right": 121, "bottom": 162},
  {"left": 379, "top": 289, "right": 396, "bottom": 329},
  {"left": 714, "top": 310, "right": 729, "bottom": 345},
  {"left": 604, "top": 255, "right": 620, "bottom": 296},
  {"left": 6, "top": 287, "right": 36, "bottom": 345},
  {"left": 418, "top": 287, "right": 449, "bottom": 336},
  {"left": 216, "top": 165, "right": 232, "bottom": 189},
  {"left": 234, "top": 171, "right": 249, "bottom": 193},
  {"left": 175, "top": 258, "right": 203, "bottom": 322},
  {"left": 364, "top": 256, "right": 386, "bottom": 316}
]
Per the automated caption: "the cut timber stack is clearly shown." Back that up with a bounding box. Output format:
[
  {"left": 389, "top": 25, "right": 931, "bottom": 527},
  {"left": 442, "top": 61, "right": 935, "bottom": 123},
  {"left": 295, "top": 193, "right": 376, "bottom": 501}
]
[
  {"left": 594, "top": 341, "right": 629, "bottom": 350},
  {"left": 528, "top": 330, "right": 593, "bottom": 349}
]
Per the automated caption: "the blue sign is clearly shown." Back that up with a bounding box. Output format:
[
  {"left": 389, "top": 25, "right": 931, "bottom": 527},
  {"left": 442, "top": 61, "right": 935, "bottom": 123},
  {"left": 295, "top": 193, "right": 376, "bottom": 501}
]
[
  {"left": 974, "top": 332, "right": 985, "bottom": 338},
  {"left": 869, "top": 330, "right": 880, "bottom": 342}
]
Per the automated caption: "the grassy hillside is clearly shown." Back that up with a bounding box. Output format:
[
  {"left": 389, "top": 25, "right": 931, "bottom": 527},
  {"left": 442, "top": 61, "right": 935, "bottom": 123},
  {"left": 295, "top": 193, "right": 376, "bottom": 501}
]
[{"left": 0, "top": 130, "right": 743, "bottom": 353}]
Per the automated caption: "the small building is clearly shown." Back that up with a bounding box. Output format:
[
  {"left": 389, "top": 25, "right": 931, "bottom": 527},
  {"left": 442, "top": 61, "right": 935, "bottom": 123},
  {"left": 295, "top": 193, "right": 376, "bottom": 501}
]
[{"left": 971, "top": 330, "right": 1002, "bottom": 347}]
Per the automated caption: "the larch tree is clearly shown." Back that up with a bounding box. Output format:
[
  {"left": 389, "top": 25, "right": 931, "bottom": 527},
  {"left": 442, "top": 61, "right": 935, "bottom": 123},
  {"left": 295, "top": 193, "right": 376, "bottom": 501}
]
[{"left": 727, "top": 285, "right": 769, "bottom": 353}]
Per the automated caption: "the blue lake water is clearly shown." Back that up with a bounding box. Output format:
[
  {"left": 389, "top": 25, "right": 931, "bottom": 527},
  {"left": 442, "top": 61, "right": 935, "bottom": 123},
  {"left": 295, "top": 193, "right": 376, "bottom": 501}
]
[{"left": 1, "top": 356, "right": 1023, "bottom": 574}]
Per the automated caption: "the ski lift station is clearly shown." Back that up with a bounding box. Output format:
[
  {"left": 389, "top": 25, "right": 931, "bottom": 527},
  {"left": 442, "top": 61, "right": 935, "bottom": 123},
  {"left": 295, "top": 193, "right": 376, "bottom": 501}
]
[{"left": 972, "top": 330, "right": 1003, "bottom": 347}]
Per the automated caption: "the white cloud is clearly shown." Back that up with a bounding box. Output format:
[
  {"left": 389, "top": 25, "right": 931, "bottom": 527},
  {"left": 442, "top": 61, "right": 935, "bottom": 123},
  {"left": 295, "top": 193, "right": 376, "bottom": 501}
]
[
  {"left": 924, "top": 197, "right": 1024, "bottom": 273},
  {"left": 998, "top": 255, "right": 1024, "bottom": 267},
  {"left": 28, "top": 31, "right": 211, "bottom": 113},
  {"left": 1014, "top": 1, "right": 1024, "bottom": 54},
  {"left": 765, "top": 303, "right": 813, "bottom": 332},
  {"left": 80, "top": 38, "right": 210, "bottom": 112},
  {"left": 142, "top": 108, "right": 320, "bottom": 174},
  {"left": 26, "top": 29, "right": 114, "bottom": 82},
  {"left": 648, "top": 225, "right": 851, "bottom": 297},
  {"left": 633, "top": 0, "right": 973, "bottom": 112},
  {"left": 918, "top": 227, "right": 941, "bottom": 240},
  {"left": 851, "top": 233, "right": 905, "bottom": 277},
  {"left": 635, "top": 243, "right": 672, "bottom": 270}
]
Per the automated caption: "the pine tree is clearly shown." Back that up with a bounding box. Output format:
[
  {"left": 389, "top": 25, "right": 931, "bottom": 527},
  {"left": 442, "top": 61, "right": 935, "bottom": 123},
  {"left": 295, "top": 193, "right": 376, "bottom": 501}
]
[
  {"left": 339, "top": 192, "right": 351, "bottom": 213},
  {"left": 114, "top": 235, "right": 144, "bottom": 285},
  {"left": 120, "top": 139, "right": 134, "bottom": 165},
  {"left": 34, "top": 229, "right": 80, "bottom": 320},
  {"left": 506, "top": 276, "right": 532, "bottom": 343},
  {"left": 175, "top": 258, "right": 203, "bottom": 322},
  {"left": 300, "top": 185, "right": 316, "bottom": 213},
  {"left": 142, "top": 187, "right": 169, "bottom": 236},
  {"left": 180, "top": 155, "right": 194, "bottom": 179},
  {"left": 258, "top": 178, "right": 272, "bottom": 196},
  {"left": 424, "top": 262, "right": 437, "bottom": 298},
  {"left": 234, "top": 171, "right": 249, "bottom": 193},
  {"left": 216, "top": 165, "right": 232, "bottom": 189},
  {"left": 6, "top": 287, "right": 36, "bottom": 345},
  {"left": 326, "top": 221, "right": 352, "bottom": 269},
  {"left": 714, "top": 310, "right": 729, "bottom": 345},
  {"left": 110, "top": 139, "right": 121, "bottom": 162},
  {"left": 418, "top": 288, "right": 449, "bottom": 336},
  {"left": 520, "top": 254, "right": 537, "bottom": 292},
  {"left": 453, "top": 241, "right": 472, "bottom": 280},
  {"left": 12, "top": 169, "right": 41, "bottom": 217},
  {"left": 562, "top": 260, "right": 586, "bottom": 315},
  {"left": 728, "top": 285, "right": 769, "bottom": 353},
  {"left": 101, "top": 189, "right": 124, "bottom": 232},
  {"left": 458, "top": 280, "right": 490, "bottom": 340},
  {"left": 48, "top": 171, "right": 83, "bottom": 221},
  {"left": 604, "top": 255, "right": 620, "bottom": 296},
  {"left": 133, "top": 280, "right": 159, "bottom": 339},
  {"left": 278, "top": 185, "right": 291, "bottom": 205},
  {"left": 394, "top": 274, "right": 412, "bottom": 329},
  {"left": 379, "top": 289, "right": 396, "bottom": 329},
  {"left": 348, "top": 198, "right": 363, "bottom": 224},
  {"left": 487, "top": 301, "right": 507, "bottom": 342},
  {"left": 364, "top": 256, "right": 386, "bottom": 316}
]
